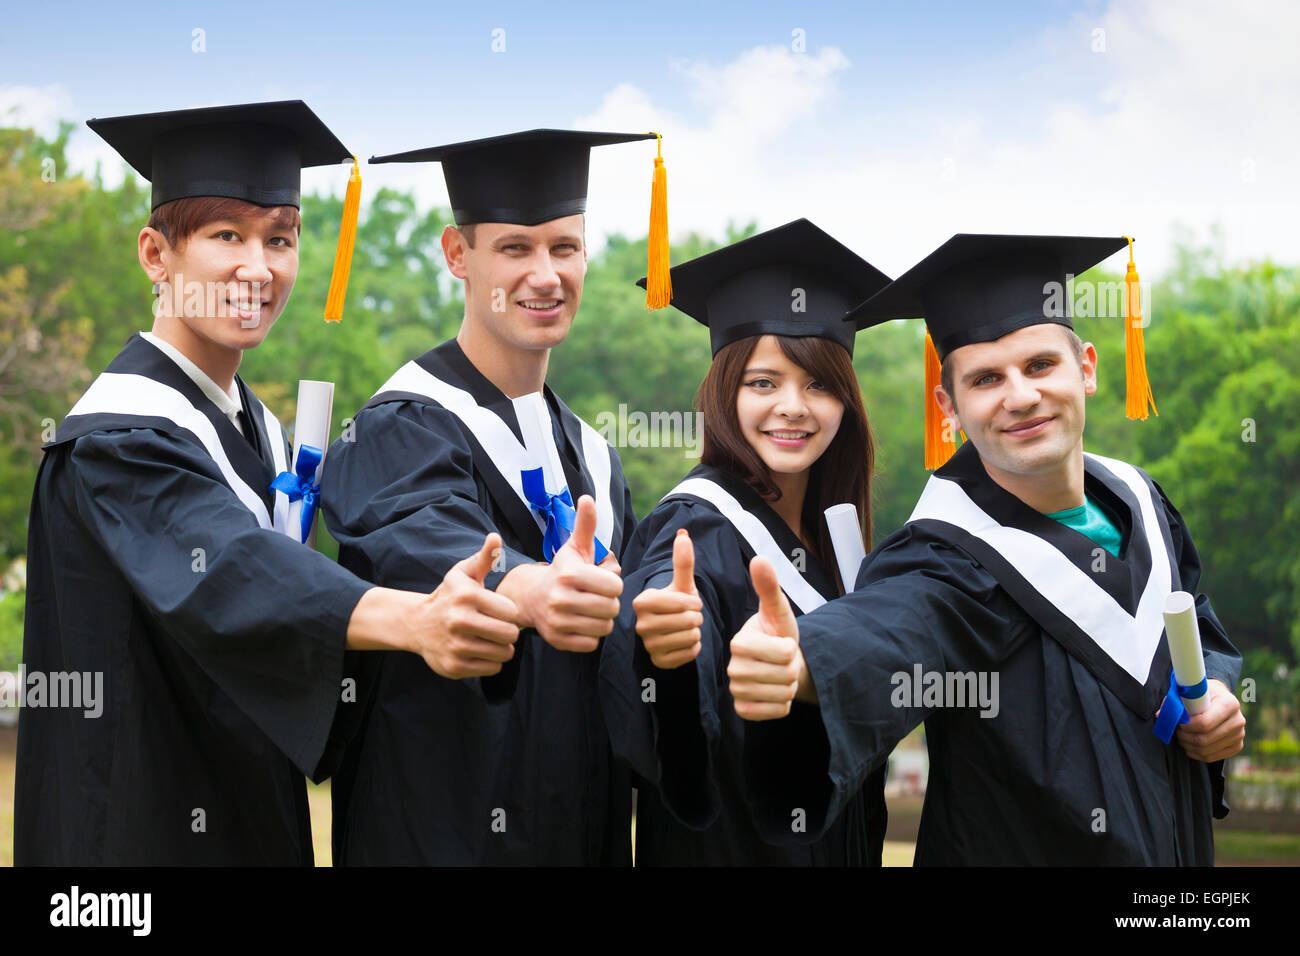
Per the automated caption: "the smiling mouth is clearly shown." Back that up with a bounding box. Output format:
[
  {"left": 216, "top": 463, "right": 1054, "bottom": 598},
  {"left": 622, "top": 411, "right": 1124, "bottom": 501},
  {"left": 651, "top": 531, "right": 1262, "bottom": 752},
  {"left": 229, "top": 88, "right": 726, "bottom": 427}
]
[
  {"left": 227, "top": 298, "right": 268, "bottom": 312},
  {"left": 1003, "top": 416, "right": 1053, "bottom": 435},
  {"left": 763, "top": 429, "right": 814, "bottom": 445},
  {"left": 518, "top": 299, "right": 562, "bottom": 311}
]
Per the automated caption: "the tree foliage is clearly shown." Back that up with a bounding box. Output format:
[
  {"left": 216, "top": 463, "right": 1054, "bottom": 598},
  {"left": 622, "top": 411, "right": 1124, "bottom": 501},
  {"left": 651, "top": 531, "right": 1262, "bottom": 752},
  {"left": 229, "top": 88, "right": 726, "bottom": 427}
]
[{"left": 1, "top": 122, "right": 1296, "bottom": 673}]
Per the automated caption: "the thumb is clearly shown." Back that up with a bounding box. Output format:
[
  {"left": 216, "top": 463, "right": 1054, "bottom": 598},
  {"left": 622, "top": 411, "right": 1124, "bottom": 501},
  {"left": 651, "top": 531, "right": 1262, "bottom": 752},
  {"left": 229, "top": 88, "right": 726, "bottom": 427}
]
[
  {"left": 460, "top": 531, "right": 503, "bottom": 584},
  {"left": 670, "top": 529, "right": 696, "bottom": 594},
  {"left": 750, "top": 556, "right": 797, "bottom": 642},
  {"left": 564, "top": 494, "right": 598, "bottom": 563}
]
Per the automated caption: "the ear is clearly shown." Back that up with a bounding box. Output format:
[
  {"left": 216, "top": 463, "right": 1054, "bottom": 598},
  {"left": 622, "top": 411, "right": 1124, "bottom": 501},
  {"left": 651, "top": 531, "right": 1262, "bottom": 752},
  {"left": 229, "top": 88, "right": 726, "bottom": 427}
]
[
  {"left": 441, "top": 224, "right": 469, "bottom": 279},
  {"left": 138, "top": 226, "right": 170, "bottom": 285},
  {"left": 935, "top": 383, "right": 961, "bottom": 433},
  {"left": 1081, "top": 341, "right": 1099, "bottom": 396}
]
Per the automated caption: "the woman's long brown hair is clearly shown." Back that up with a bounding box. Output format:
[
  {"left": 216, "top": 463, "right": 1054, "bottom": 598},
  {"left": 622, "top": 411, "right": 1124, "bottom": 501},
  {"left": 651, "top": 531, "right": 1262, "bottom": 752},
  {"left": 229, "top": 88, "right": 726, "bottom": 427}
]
[{"left": 697, "top": 334, "right": 875, "bottom": 595}]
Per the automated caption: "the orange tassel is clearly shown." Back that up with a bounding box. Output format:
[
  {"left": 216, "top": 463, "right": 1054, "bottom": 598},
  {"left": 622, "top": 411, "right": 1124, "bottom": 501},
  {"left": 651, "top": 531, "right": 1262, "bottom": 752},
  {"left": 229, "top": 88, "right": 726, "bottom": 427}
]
[
  {"left": 924, "top": 332, "right": 956, "bottom": 469},
  {"left": 324, "top": 156, "right": 362, "bottom": 322},
  {"left": 645, "top": 132, "right": 672, "bottom": 310},
  {"left": 1123, "top": 236, "right": 1157, "bottom": 419}
]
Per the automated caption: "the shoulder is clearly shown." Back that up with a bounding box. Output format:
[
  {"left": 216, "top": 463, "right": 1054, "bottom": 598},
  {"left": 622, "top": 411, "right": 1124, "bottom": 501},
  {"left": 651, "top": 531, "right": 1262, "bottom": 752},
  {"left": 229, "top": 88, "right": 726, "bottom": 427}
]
[
  {"left": 629, "top": 493, "right": 744, "bottom": 568},
  {"left": 333, "top": 396, "right": 472, "bottom": 455},
  {"left": 860, "top": 521, "right": 1002, "bottom": 601}
]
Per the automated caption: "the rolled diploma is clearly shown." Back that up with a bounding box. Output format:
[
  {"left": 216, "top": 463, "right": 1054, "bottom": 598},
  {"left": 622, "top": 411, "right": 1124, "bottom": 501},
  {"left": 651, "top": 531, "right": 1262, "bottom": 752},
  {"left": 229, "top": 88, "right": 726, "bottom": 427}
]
[
  {"left": 824, "top": 503, "right": 867, "bottom": 594},
  {"left": 287, "top": 380, "right": 334, "bottom": 546},
  {"left": 1162, "top": 591, "right": 1210, "bottom": 715}
]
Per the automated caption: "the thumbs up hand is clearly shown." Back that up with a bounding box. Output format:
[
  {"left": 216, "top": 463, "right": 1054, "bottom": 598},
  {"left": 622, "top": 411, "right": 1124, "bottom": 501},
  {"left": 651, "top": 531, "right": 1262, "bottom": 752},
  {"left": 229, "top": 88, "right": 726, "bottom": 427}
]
[
  {"left": 633, "top": 529, "right": 705, "bottom": 670},
  {"left": 411, "top": 532, "right": 521, "bottom": 679},
  {"left": 728, "top": 557, "right": 807, "bottom": 720},
  {"left": 499, "top": 495, "right": 624, "bottom": 654}
]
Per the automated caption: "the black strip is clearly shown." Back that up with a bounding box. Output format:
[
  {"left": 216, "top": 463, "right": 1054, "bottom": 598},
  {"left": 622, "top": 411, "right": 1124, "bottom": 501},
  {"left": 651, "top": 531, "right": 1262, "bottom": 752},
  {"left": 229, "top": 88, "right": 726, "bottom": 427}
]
[
  {"left": 451, "top": 198, "right": 586, "bottom": 227},
  {"left": 935, "top": 314, "right": 1072, "bottom": 360}
]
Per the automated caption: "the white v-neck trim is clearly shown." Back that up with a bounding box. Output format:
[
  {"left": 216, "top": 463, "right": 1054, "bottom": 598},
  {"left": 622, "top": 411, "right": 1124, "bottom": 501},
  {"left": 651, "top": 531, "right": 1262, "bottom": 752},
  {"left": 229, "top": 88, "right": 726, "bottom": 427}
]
[{"left": 141, "top": 332, "right": 244, "bottom": 434}]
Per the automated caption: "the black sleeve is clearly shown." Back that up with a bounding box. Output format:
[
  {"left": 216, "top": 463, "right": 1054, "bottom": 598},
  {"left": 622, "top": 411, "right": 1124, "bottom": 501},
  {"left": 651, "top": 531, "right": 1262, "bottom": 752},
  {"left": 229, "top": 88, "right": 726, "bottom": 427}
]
[
  {"left": 742, "top": 528, "right": 1032, "bottom": 843},
  {"left": 321, "top": 400, "right": 542, "bottom": 701},
  {"left": 70, "top": 428, "right": 372, "bottom": 781},
  {"left": 604, "top": 500, "right": 745, "bottom": 829}
]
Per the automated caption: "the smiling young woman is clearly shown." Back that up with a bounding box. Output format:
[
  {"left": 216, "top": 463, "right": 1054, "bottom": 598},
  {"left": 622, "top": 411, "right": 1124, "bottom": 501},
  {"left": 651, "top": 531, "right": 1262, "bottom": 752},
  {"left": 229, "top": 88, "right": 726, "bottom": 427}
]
[
  {"left": 698, "top": 331, "right": 873, "bottom": 581},
  {"left": 601, "top": 219, "right": 891, "bottom": 866}
]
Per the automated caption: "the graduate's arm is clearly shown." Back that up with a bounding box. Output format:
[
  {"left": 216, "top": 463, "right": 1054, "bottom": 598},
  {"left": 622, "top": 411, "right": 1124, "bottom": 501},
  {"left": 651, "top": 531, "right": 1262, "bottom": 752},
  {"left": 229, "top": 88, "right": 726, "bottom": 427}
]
[
  {"left": 66, "top": 429, "right": 384, "bottom": 779},
  {"left": 733, "top": 539, "right": 1024, "bottom": 844},
  {"left": 616, "top": 506, "right": 743, "bottom": 829},
  {"left": 1154, "top": 481, "right": 1246, "bottom": 773}
]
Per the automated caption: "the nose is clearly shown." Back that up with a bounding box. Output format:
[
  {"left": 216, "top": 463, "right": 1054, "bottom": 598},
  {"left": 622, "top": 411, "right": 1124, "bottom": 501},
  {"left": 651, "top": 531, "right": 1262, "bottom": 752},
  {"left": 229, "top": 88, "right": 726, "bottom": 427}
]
[
  {"left": 773, "top": 383, "right": 809, "bottom": 419},
  {"left": 527, "top": 248, "right": 561, "bottom": 291},
  {"left": 235, "top": 244, "right": 273, "bottom": 290},
  {"left": 1002, "top": 369, "right": 1041, "bottom": 412}
]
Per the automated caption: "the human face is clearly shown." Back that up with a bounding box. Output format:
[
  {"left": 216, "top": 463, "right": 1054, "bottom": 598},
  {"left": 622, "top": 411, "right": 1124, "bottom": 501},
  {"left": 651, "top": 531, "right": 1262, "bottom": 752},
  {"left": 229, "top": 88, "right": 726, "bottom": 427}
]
[
  {"left": 151, "top": 208, "right": 299, "bottom": 353},
  {"left": 936, "top": 324, "right": 1097, "bottom": 482},
  {"left": 452, "top": 216, "right": 586, "bottom": 354},
  {"left": 736, "top": 335, "right": 845, "bottom": 478}
]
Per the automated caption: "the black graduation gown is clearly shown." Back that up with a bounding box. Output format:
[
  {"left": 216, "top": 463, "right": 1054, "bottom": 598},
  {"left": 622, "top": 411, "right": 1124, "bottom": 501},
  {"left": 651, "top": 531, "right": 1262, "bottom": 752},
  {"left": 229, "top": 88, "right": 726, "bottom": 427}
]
[
  {"left": 600, "top": 463, "right": 886, "bottom": 865},
  {"left": 321, "top": 338, "right": 637, "bottom": 865},
  {"left": 15, "top": 332, "right": 370, "bottom": 866},
  {"left": 740, "top": 443, "right": 1241, "bottom": 866}
]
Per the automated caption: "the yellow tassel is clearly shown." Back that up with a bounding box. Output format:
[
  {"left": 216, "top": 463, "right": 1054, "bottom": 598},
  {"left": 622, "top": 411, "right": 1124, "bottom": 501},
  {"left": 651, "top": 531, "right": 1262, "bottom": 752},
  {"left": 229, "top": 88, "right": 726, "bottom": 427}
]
[
  {"left": 324, "top": 156, "right": 362, "bottom": 322},
  {"left": 1123, "top": 236, "right": 1157, "bottom": 419},
  {"left": 645, "top": 132, "right": 672, "bottom": 310},
  {"left": 924, "top": 332, "right": 956, "bottom": 469}
]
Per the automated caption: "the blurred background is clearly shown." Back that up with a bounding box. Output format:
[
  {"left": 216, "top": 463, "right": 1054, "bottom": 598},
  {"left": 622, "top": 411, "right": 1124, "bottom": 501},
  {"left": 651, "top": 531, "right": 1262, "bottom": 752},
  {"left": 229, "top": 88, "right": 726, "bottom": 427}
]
[{"left": 2, "top": 0, "right": 1297, "bottom": 865}]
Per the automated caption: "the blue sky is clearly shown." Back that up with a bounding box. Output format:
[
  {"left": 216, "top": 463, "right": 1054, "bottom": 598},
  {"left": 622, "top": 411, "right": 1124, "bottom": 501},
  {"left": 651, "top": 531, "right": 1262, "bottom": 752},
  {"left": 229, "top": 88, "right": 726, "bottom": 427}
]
[{"left": 4, "top": 0, "right": 1297, "bottom": 278}]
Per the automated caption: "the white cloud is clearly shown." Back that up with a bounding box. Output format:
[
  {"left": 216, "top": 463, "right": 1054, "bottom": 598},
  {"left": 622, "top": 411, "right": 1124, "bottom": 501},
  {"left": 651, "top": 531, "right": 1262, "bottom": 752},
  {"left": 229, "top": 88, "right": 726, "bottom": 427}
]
[
  {"left": 0, "top": 84, "right": 134, "bottom": 188},
  {"left": 576, "top": 45, "right": 851, "bottom": 253},
  {"left": 571, "top": 3, "right": 1300, "bottom": 278}
]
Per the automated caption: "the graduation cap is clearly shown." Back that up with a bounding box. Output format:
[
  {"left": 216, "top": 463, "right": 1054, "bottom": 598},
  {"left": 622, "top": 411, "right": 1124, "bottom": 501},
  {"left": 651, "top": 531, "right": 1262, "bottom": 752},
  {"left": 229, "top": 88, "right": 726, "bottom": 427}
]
[
  {"left": 636, "top": 218, "right": 891, "bottom": 357},
  {"left": 88, "top": 100, "right": 363, "bottom": 322},
  {"left": 847, "top": 234, "right": 1155, "bottom": 467},
  {"left": 371, "top": 128, "right": 672, "bottom": 308}
]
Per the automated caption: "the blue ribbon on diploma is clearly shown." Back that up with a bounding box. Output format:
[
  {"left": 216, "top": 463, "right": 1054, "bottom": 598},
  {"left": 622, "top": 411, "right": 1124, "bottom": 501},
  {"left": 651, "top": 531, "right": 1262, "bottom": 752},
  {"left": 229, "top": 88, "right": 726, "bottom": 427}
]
[
  {"left": 521, "top": 466, "right": 609, "bottom": 564},
  {"left": 1153, "top": 670, "right": 1210, "bottom": 743},
  {"left": 270, "top": 444, "right": 323, "bottom": 543}
]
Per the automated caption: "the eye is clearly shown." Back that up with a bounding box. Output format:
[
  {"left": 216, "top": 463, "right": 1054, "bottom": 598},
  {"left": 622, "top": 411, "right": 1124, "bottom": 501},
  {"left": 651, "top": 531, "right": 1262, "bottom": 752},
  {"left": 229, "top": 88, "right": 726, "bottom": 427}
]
[
  {"left": 1028, "top": 359, "right": 1054, "bottom": 373},
  {"left": 268, "top": 236, "right": 294, "bottom": 247},
  {"left": 215, "top": 230, "right": 239, "bottom": 242},
  {"left": 808, "top": 380, "right": 828, "bottom": 392},
  {"left": 553, "top": 243, "right": 578, "bottom": 253},
  {"left": 973, "top": 373, "right": 998, "bottom": 387},
  {"left": 745, "top": 378, "right": 774, "bottom": 389},
  {"left": 503, "top": 244, "right": 528, "bottom": 253}
]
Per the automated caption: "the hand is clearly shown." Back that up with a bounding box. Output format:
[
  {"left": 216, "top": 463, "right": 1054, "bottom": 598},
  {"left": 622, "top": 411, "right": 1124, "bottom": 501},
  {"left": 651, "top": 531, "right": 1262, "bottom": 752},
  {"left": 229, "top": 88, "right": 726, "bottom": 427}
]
[
  {"left": 498, "top": 495, "right": 623, "bottom": 653},
  {"left": 410, "top": 532, "right": 521, "bottom": 679},
  {"left": 633, "top": 529, "right": 705, "bottom": 669},
  {"left": 1175, "top": 678, "right": 1246, "bottom": 762},
  {"left": 728, "top": 556, "right": 804, "bottom": 721}
]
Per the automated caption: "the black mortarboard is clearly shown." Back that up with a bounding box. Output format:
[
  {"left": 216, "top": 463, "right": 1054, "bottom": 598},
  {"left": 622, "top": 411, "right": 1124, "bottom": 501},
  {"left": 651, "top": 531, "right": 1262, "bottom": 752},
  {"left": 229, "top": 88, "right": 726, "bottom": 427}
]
[
  {"left": 845, "top": 234, "right": 1153, "bottom": 470},
  {"left": 846, "top": 234, "right": 1129, "bottom": 361},
  {"left": 636, "top": 219, "right": 890, "bottom": 357},
  {"left": 369, "top": 129, "right": 657, "bottom": 227},
  {"left": 87, "top": 100, "right": 353, "bottom": 210}
]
